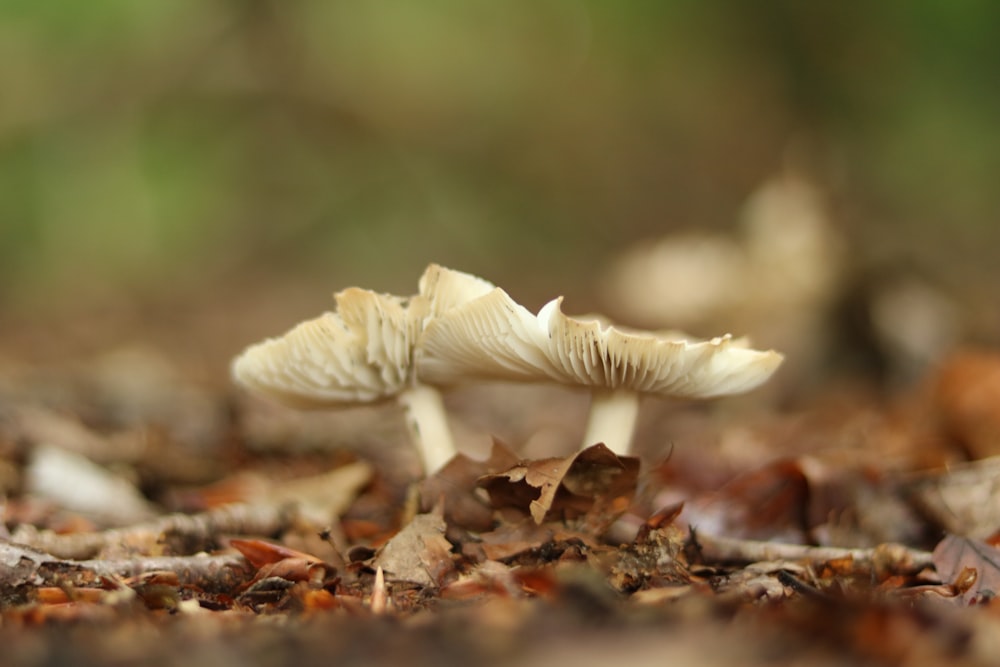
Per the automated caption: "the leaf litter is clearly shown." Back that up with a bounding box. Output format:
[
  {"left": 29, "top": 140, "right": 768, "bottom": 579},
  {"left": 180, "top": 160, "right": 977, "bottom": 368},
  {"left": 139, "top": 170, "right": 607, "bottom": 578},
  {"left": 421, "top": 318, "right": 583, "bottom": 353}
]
[{"left": 5, "top": 346, "right": 1000, "bottom": 665}]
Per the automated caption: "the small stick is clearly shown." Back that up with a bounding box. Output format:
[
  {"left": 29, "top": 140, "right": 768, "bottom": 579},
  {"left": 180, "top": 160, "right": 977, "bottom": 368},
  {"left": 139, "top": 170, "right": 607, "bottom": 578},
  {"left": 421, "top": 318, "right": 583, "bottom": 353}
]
[
  {"left": 9, "top": 503, "right": 294, "bottom": 561},
  {"left": 691, "top": 532, "right": 935, "bottom": 575},
  {"left": 370, "top": 566, "right": 388, "bottom": 615},
  {"left": 1, "top": 540, "right": 252, "bottom": 592}
]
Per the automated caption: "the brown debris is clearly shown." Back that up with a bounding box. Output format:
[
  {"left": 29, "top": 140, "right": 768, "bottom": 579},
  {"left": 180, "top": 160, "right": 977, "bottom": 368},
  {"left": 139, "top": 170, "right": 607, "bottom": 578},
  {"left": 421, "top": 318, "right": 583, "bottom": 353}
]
[
  {"left": 9, "top": 336, "right": 1000, "bottom": 666},
  {"left": 0, "top": 539, "right": 252, "bottom": 595},
  {"left": 932, "top": 535, "right": 1000, "bottom": 604},
  {"left": 903, "top": 456, "right": 1000, "bottom": 539},
  {"left": 417, "top": 439, "right": 520, "bottom": 531},
  {"left": 371, "top": 510, "right": 454, "bottom": 587},
  {"left": 691, "top": 533, "right": 934, "bottom": 577},
  {"left": 479, "top": 444, "right": 639, "bottom": 526},
  {"left": 934, "top": 349, "right": 1000, "bottom": 459},
  {"left": 9, "top": 503, "right": 295, "bottom": 560}
]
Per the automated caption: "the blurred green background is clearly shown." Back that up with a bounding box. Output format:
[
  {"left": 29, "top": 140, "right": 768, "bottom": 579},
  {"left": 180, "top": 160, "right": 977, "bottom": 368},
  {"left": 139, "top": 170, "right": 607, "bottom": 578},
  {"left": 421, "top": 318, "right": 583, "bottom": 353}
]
[{"left": 1, "top": 1, "right": 998, "bottom": 346}]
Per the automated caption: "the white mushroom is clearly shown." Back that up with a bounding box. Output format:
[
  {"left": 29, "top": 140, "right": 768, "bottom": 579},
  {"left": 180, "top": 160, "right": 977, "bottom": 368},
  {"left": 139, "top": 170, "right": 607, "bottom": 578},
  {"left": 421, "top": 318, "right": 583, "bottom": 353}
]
[
  {"left": 417, "top": 287, "right": 784, "bottom": 455},
  {"left": 232, "top": 265, "right": 494, "bottom": 474}
]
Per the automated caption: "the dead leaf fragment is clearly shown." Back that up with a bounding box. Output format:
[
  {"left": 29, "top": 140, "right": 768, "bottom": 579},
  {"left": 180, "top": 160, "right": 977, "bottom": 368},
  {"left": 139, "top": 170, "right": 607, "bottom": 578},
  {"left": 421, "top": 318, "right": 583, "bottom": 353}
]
[
  {"left": 229, "top": 538, "right": 323, "bottom": 569},
  {"left": 266, "top": 460, "right": 373, "bottom": 526},
  {"left": 479, "top": 444, "right": 639, "bottom": 525},
  {"left": 476, "top": 523, "right": 556, "bottom": 562},
  {"left": 611, "top": 510, "right": 690, "bottom": 593},
  {"left": 903, "top": 456, "right": 1000, "bottom": 539},
  {"left": 372, "top": 512, "right": 453, "bottom": 587},
  {"left": 932, "top": 534, "right": 1000, "bottom": 604},
  {"left": 681, "top": 459, "right": 809, "bottom": 543},
  {"left": 417, "top": 439, "right": 519, "bottom": 531}
]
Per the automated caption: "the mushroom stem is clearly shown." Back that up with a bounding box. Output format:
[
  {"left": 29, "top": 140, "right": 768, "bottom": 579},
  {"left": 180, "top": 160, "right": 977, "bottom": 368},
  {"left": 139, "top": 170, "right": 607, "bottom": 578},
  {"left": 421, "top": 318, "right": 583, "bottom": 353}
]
[
  {"left": 398, "top": 384, "right": 457, "bottom": 474},
  {"left": 582, "top": 389, "right": 640, "bottom": 455}
]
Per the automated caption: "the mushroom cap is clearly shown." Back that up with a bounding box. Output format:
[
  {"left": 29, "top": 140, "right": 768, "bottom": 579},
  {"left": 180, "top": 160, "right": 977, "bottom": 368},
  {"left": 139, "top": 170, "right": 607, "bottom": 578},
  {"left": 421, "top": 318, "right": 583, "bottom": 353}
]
[
  {"left": 417, "top": 288, "right": 784, "bottom": 398},
  {"left": 418, "top": 263, "right": 496, "bottom": 317},
  {"left": 232, "top": 288, "right": 421, "bottom": 406},
  {"left": 231, "top": 264, "right": 499, "bottom": 407}
]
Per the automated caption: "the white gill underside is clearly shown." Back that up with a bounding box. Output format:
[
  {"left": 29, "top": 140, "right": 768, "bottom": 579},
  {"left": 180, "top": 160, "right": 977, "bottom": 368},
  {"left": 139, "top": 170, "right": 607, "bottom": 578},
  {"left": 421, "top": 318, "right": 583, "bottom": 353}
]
[
  {"left": 231, "top": 265, "right": 503, "bottom": 407},
  {"left": 231, "top": 289, "right": 419, "bottom": 406},
  {"left": 417, "top": 288, "right": 783, "bottom": 398}
]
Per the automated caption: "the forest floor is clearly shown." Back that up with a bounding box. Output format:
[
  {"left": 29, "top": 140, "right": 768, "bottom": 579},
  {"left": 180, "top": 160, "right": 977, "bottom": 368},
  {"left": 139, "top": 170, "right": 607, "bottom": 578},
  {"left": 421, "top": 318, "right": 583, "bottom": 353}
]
[{"left": 3, "top": 302, "right": 1000, "bottom": 667}]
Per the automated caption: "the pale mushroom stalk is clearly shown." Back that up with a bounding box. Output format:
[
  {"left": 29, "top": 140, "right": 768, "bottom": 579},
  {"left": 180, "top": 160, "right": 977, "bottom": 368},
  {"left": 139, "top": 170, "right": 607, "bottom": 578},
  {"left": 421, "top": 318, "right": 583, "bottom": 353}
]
[
  {"left": 397, "top": 384, "right": 456, "bottom": 474},
  {"left": 231, "top": 264, "right": 497, "bottom": 477},
  {"left": 582, "top": 388, "right": 640, "bottom": 455}
]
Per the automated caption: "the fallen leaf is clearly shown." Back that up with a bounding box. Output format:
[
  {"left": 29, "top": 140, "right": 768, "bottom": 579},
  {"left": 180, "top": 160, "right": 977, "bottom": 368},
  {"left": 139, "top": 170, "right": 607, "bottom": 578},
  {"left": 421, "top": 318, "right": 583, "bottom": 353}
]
[
  {"left": 228, "top": 538, "right": 324, "bottom": 569},
  {"left": 440, "top": 560, "right": 522, "bottom": 600},
  {"left": 681, "top": 459, "right": 809, "bottom": 543},
  {"left": 229, "top": 538, "right": 335, "bottom": 586},
  {"left": 178, "top": 461, "right": 373, "bottom": 526},
  {"left": 267, "top": 461, "right": 374, "bottom": 526},
  {"left": 476, "top": 522, "right": 555, "bottom": 562},
  {"left": 418, "top": 439, "right": 519, "bottom": 531},
  {"left": 372, "top": 511, "right": 453, "bottom": 587},
  {"left": 931, "top": 534, "right": 1000, "bottom": 604},
  {"left": 903, "top": 456, "right": 1000, "bottom": 539},
  {"left": 255, "top": 558, "right": 331, "bottom": 585},
  {"left": 479, "top": 444, "right": 639, "bottom": 525}
]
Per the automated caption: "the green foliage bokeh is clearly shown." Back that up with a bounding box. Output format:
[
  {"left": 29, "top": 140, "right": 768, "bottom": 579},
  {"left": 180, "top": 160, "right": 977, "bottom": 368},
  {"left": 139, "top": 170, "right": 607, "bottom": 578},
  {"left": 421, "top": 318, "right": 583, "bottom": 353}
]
[{"left": 1, "top": 0, "right": 997, "bottom": 309}]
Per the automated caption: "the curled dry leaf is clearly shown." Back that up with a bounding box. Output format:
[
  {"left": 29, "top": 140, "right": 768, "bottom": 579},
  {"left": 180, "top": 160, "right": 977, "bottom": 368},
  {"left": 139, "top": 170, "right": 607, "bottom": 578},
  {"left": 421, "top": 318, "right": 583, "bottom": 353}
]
[
  {"left": 228, "top": 538, "right": 325, "bottom": 569},
  {"left": 417, "top": 439, "right": 520, "bottom": 532},
  {"left": 229, "top": 539, "right": 334, "bottom": 587},
  {"left": 479, "top": 444, "right": 639, "bottom": 525}
]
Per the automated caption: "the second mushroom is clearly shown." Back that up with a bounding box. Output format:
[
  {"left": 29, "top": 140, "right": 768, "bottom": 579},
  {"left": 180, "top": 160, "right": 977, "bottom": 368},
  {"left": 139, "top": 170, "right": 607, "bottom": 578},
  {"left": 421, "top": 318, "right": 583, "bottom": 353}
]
[{"left": 416, "top": 283, "right": 784, "bottom": 455}]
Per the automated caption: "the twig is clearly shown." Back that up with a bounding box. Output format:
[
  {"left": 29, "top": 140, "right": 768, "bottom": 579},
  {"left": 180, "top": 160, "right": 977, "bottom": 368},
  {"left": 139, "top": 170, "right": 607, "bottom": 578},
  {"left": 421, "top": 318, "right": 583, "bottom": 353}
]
[
  {"left": 9, "top": 503, "right": 294, "bottom": 560},
  {"left": 1, "top": 540, "right": 252, "bottom": 593},
  {"left": 691, "top": 532, "right": 935, "bottom": 575},
  {"left": 370, "top": 566, "right": 388, "bottom": 614}
]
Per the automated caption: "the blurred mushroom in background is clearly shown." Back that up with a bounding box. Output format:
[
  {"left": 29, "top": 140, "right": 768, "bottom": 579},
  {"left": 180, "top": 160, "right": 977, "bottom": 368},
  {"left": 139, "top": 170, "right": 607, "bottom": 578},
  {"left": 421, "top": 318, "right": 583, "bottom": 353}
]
[
  {"left": 834, "top": 264, "right": 962, "bottom": 389},
  {"left": 602, "top": 169, "right": 845, "bottom": 396},
  {"left": 601, "top": 168, "right": 964, "bottom": 397}
]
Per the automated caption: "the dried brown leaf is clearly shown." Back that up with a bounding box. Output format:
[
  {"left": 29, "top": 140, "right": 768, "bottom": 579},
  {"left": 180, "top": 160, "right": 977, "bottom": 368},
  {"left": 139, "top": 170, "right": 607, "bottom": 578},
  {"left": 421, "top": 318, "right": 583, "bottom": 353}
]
[
  {"left": 440, "top": 560, "right": 522, "bottom": 600},
  {"left": 479, "top": 444, "right": 639, "bottom": 525},
  {"left": 904, "top": 456, "right": 1000, "bottom": 539},
  {"left": 372, "top": 511, "right": 453, "bottom": 587},
  {"left": 417, "top": 439, "right": 519, "bottom": 531},
  {"left": 931, "top": 534, "right": 1000, "bottom": 604},
  {"left": 477, "top": 523, "right": 556, "bottom": 562},
  {"left": 682, "top": 459, "right": 810, "bottom": 543},
  {"left": 229, "top": 538, "right": 324, "bottom": 568}
]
